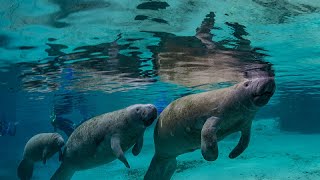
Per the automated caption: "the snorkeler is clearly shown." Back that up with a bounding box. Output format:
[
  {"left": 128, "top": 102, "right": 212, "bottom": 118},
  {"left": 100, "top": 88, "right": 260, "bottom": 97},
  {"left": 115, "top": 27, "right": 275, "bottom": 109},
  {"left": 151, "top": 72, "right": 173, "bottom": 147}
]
[
  {"left": 50, "top": 108, "right": 92, "bottom": 137},
  {"left": 0, "top": 117, "right": 17, "bottom": 136},
  {"left": 50, "top": 63, "right": 95, "bottom": 137},
  {"left": 50, "top": 66, "right": 84, "bottom": 137},
  {"left": 50, "top": 112, "right": 76, "bottom": 137}
]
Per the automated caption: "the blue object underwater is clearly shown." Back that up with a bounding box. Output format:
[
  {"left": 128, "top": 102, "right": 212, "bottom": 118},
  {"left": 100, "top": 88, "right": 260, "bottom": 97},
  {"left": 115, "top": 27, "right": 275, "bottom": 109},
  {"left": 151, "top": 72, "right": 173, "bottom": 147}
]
[{"left": 0, "top": 120, "right": 17, "bottom": 137}]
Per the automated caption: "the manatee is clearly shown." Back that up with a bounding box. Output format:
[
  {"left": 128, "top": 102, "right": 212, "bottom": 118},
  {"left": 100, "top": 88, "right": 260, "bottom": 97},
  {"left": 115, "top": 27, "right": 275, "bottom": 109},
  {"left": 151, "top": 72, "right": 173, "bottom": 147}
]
[
  {"left": 17, "top": 133, "right": 65, "bottom": 180},
  {"left": 51, "top": 104, "right": 158, "bottom": 180},
  {"left": 144, "top": 77, "right": 275, "bottom": 180}
]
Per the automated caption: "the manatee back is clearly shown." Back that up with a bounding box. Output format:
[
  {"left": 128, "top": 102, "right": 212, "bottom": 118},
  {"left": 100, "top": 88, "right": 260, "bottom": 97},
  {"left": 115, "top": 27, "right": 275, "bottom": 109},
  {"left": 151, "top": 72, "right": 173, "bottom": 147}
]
[{"left": 158, "top": 89, "right": 229, "bottom": 129}]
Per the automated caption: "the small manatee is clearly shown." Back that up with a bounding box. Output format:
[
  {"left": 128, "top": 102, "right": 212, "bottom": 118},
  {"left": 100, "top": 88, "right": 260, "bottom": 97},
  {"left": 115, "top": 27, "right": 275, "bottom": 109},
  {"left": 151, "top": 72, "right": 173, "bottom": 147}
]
[{"left": 17, "top": 133, "right": 65, "bottom": 180}]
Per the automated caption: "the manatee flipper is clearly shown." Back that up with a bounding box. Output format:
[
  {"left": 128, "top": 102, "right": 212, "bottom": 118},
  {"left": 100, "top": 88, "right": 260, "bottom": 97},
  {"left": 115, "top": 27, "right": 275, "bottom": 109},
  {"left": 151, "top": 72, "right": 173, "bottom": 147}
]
[
  {"left": 58, "top": 148, "right": 63, "bottom": 162},
  {"left": 132, "top": 133, "right": 144, "bottom": 156},
  {"left": 17, "top": 159, "right": 34, "bottom": 180},
  {"left": 144, "top": 155, "right": 177, "bottom": 180},
  {"left": 195, "top": 12, "right": 216, "bottom": 50},
  {"left": 51, "top": 163, "right": 75, "bottom": 180},
  {"left": 42, "top": 147, "right": 48, "bottom": 164},
  {"left": 229, "top": 122, "right": 252, "bottom": 159},
  {"left": 111, "top": 135, "right": 130, "bottom": 168},
  {"left": 201, "top": 116, "right": 220, "bottom": 161}
]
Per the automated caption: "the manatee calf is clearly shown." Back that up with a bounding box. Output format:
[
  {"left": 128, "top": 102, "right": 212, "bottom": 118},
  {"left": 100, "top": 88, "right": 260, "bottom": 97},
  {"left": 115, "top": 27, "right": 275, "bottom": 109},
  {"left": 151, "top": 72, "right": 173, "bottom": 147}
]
[
  {"left": 51, "top": 104, "right": 158, "bottom": 180},
  {"left": 17, "top": 133, "right": 65, "bottom": 180},
  {"left": 144, "top": 77, "right": 275, "bottom": 180}
]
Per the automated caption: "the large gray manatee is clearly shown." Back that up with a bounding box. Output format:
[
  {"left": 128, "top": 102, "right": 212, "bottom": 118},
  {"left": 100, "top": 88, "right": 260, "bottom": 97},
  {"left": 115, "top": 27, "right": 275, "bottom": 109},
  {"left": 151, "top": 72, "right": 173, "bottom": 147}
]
[
  {"left": 51, "top": 104, "right": 158, "bottom": 180},
  {"left": 17, "top": 133, "right": 65, "bottom": 180},
  {"left": 144, "top": 77, "right": 275, "bottom": 180}
]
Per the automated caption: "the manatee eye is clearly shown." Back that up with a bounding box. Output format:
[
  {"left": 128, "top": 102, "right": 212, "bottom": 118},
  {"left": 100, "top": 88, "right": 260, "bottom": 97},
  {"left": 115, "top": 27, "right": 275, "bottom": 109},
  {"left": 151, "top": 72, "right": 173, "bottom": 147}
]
[
  {"left": 136, "top": 108, "right": 140, "bottom": 113},
  {"left": 244, "top": 82, "right": 250, "bottom": 87}
]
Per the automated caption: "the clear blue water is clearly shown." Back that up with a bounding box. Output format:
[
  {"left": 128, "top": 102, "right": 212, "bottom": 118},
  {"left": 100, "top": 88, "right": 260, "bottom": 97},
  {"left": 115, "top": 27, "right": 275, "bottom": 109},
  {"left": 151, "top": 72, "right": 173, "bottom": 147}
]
[{"left": 1, "top": 0, "right": 320, "bottom": 179}]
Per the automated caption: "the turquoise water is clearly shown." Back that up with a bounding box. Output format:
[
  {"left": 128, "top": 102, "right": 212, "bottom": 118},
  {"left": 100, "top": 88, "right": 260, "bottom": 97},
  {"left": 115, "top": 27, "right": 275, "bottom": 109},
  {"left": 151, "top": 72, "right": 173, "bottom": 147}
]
[{"left": 1, "top": 0, "right": 320, "bottom": 179}]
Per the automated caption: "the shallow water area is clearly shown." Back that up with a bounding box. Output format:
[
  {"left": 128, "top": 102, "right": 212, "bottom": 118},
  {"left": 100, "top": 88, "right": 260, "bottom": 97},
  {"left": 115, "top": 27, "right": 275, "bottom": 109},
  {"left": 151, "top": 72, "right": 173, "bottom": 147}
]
[{"left": 1, "top": 0, "right": 320, "bottom": 180}]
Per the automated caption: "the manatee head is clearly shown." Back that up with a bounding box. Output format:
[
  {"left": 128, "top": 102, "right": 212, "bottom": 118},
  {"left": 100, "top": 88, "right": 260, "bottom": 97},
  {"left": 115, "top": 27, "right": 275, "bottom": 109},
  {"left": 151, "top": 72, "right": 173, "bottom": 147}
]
[
  {"left": 127, "top": 104, "right": 158, "bottom": 127},
  {"left": 236, "top": 77, "right": 275, "bottom": 108},
  {"left": 52, "top": 133, "right": 65, "bottom": 148}
]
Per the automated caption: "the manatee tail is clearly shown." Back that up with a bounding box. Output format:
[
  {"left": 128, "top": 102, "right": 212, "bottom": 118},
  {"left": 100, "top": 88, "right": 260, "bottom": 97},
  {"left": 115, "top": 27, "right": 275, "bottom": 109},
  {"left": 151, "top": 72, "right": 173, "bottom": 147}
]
[
  {"left": 51, "top": 163, "right": 75, "bottom": 180},
  {"left": 144, "top": 155, "right": 177, "bottom": 180},
  {"left": 17, "top": 159, "right": 34, "bottom": 180}
]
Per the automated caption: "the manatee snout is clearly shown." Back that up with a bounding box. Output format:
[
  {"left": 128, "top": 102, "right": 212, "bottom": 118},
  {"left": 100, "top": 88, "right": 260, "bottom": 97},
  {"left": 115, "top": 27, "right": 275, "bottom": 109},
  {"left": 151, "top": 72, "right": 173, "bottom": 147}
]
[
  {"left": 252, "top": 77, "right": 275, "bottom": 106},
  {"left": 142, "top": 104, "right": 158, "bottom": 127}
]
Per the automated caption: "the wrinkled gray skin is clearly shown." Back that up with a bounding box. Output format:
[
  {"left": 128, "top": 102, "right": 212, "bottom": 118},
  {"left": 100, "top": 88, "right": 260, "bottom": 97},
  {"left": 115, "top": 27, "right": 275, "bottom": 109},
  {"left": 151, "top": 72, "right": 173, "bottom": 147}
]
[
  {"left": 17, "top": 133, "right": 65, "bottom": 180},
  {"left": 144, "top": 77, "right": 275, "bottom": 180},
  {"left": 51, "top": 104, "right": 157, "bottom": 180}
]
